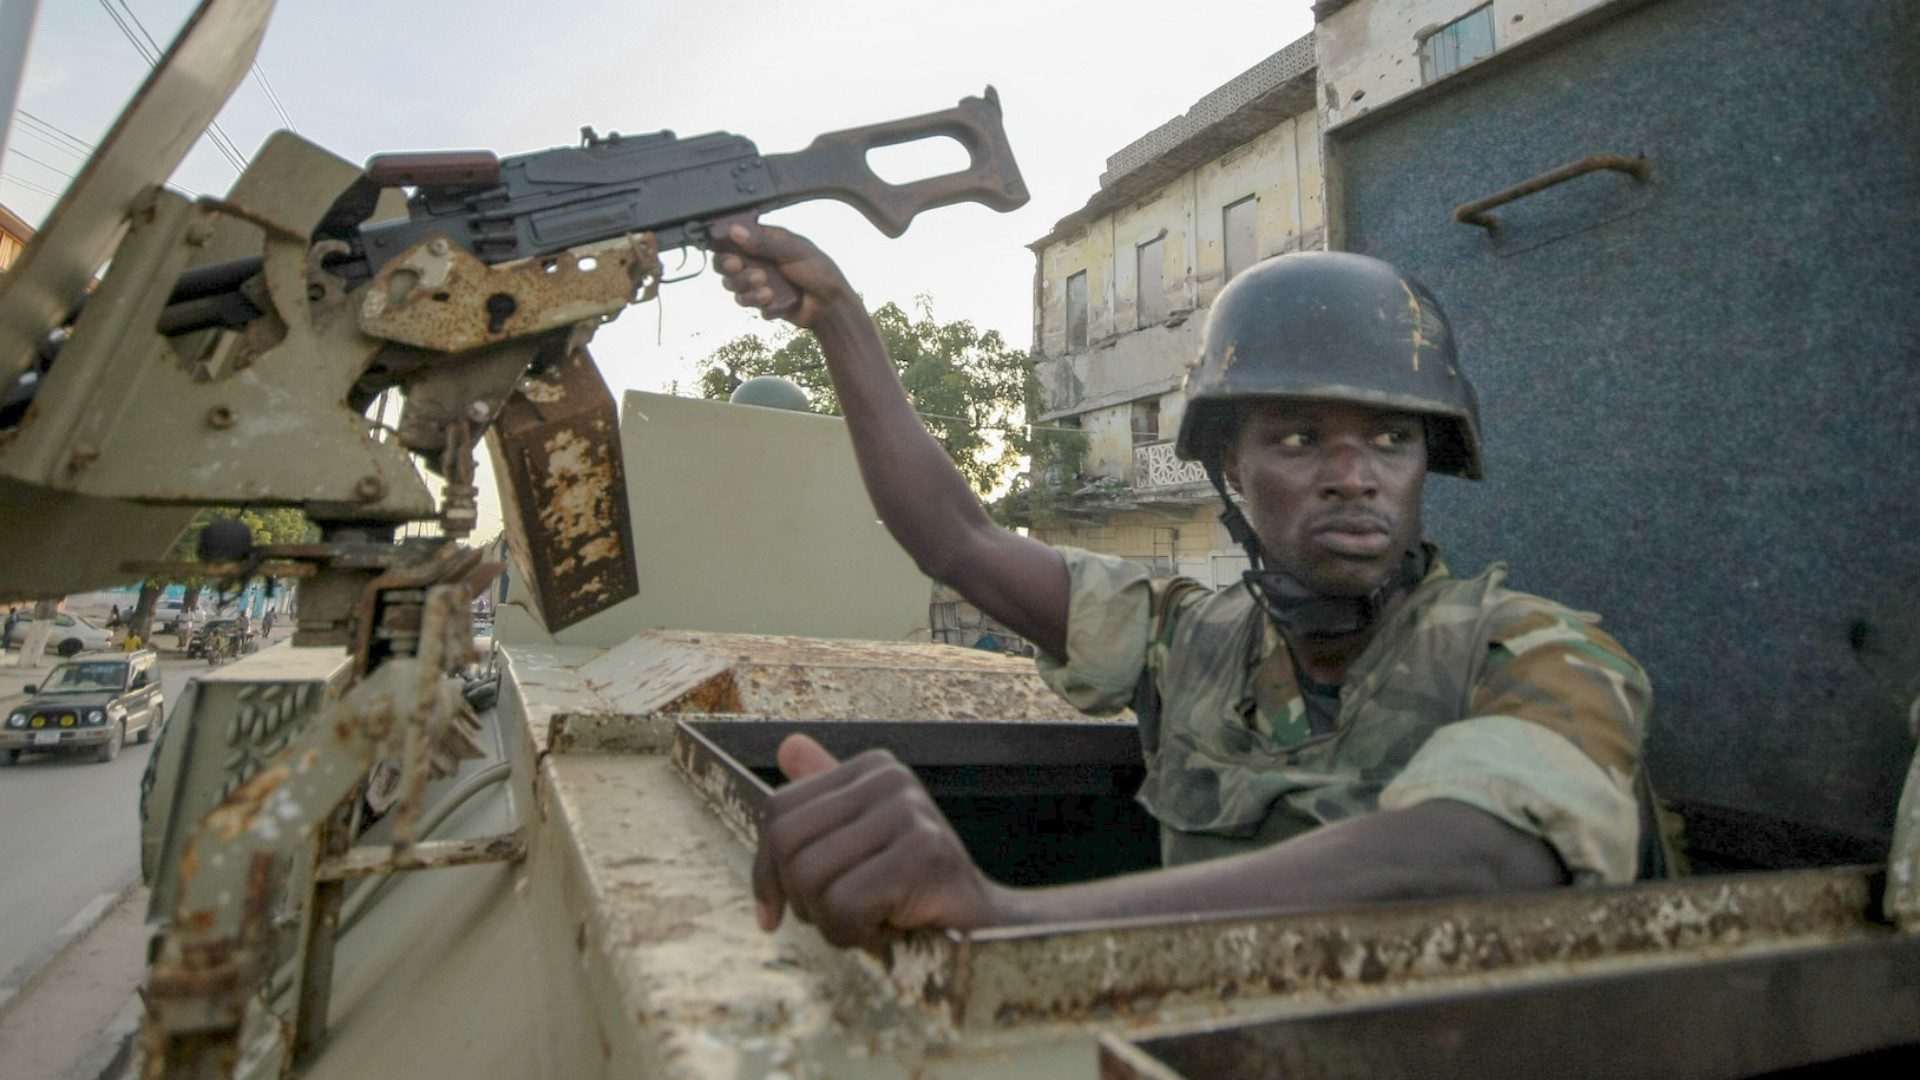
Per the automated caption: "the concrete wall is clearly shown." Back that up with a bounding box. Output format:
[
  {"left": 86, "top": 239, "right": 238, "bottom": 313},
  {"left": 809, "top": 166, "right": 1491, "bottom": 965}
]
[
  {"left": 496, "top": 391, "right": 932, "bottom": 647},
  {"left": 1316, "top": 0, "right": 1610, "bottom": 127}
]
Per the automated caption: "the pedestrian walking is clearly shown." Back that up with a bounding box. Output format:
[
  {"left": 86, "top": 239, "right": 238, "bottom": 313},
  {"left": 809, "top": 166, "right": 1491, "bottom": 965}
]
[{"left": 1, "top": 606, "right": 16, "bottom": 652}]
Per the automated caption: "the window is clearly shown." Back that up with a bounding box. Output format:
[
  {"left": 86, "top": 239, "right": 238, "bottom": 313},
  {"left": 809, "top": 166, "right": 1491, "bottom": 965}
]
[
  {"left": 1223, "top": 196, "right": 1258, "bottom": 283},
  {"left": 1136, "top": 236, "right": 1166, "bottom": 328},
  {"left": 1065, "top": 271, "right": 1089, "bottom": 352},
  {"left": 1131, "top": 399, "right": 1161, "bottom": 444},
  {"left": 1419, "top": 5, "right": 1495, "bottom": 83}
]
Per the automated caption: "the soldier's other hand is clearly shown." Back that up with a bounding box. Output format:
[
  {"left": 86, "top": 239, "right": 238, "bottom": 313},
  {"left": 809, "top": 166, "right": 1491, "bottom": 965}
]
[
  {"left": 751, "top": 733, "right": 998, "bottom": 953},
  {"left": 712, "top": 221, "right": 854, "bottom": 330}
]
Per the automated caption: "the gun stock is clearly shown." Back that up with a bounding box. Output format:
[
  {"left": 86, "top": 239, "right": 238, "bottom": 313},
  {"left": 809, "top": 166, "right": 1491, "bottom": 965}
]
[{"left": 762, "top": 88, "right": 1030, "bottom": 238}]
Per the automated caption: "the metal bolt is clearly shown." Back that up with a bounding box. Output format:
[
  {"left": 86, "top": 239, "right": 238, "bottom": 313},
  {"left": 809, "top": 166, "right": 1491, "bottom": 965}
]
[
  {"left": 466, "top": 401, "right": 491, "bottom": 423},
  {"left": 355, "top": 475, "right": 387, "bottom": 502},
  {"left": 206, "top": 405, "right": 236, "bottom": 429},
  {"left": 428, "top": 238, "right": 450, "bottom": 257}
]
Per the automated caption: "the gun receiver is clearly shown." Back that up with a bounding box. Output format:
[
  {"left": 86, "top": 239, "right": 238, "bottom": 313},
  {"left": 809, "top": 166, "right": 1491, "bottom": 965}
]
[
  {"left": 134, "top": 89, "right": 1026, "bottom": 339},
  {"left": 360, "top": 87, "right": 1027, "bottom": 266}
]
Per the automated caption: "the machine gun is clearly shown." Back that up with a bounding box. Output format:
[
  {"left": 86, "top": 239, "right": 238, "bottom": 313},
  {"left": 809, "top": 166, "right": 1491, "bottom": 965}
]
[
  {"left": 0, "top": 48, "right": 1025, "bottom": 635},
  {"left": 0, "top": 2, "right": 1030, "bottom": 1074},
  {"left": 138, "top": 90, "right": 1026, "bottom": 341}
]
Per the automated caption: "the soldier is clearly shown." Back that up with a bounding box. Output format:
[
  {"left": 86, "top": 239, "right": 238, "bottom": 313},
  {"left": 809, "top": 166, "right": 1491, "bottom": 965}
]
[{"left": 715, "top": 224, "right": 1658, "bottom": 952}]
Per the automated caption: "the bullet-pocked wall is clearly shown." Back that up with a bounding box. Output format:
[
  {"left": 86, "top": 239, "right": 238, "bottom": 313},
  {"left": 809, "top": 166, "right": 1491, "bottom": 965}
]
[
  {"left": 1032, "top": 103, "right": 1325, "bottom": 485},
  {"left": 1315, "top": 0, "right": 1612, "bottom": 128}
]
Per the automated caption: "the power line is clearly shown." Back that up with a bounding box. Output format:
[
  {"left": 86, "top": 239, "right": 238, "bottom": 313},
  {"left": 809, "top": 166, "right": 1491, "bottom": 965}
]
[
  {"left": 249, "top": 63, "right": 296, "bottom": 133},
  {"left": 113, "top": 0, "right": 254, "bottom": 168},
  {"left": 0, "top": 173, "right": 63, "bottom": 198},
  {"left": 13, "top": 126, "right": 89, "bottom": 162},
  {"left": 96, "top": 0, "right": 250, "bottom": 174},
  {"left": 5, "top": 146, "right": 75, "bottom": 180},
  {"left": 15, "top": 111, "right": 95, "bottom": 156}
]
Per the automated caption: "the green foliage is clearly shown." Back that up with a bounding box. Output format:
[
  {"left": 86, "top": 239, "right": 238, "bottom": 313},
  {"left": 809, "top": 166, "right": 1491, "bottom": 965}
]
[
  {"left": 161, "top": 507, "right": 320, "bottom": 577},
  {"left": 692, "top": 298, "right": 1040, "bottom": 497}
]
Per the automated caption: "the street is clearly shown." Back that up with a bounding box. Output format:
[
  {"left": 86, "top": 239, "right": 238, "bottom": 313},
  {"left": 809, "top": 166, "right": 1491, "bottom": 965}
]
[{"left": 0, "top": 656, "right": 199, "bottom": 1000}]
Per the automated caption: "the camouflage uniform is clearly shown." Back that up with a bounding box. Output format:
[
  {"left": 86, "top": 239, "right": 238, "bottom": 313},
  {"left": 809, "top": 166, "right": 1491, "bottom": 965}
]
[{"left": 1037, "top": 545, "right": 1649, "bottom": 884}]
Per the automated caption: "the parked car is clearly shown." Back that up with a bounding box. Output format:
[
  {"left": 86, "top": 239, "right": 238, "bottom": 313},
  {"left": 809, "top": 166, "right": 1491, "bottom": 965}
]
[
  {"left": 152, "top": 599, "right": 194, "bottom": 631},
  {"left": 1, "top": 649, "right": 164, "bottom": 763},
  {"left": 10, "top": 611, "right": 113, "bottom": 656}
]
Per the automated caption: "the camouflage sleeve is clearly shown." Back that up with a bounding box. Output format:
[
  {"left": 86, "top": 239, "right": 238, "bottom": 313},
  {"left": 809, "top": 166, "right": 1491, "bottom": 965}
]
[
  {"left": 1033, "top": 547, "right": 1157, "bottom": 715},
  {"left": 1378, "top": 601, "right": 1649, "bottom": 885}
]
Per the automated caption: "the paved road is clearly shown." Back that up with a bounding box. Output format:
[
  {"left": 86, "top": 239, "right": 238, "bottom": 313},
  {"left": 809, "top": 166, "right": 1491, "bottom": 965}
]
[{"left": 0, "top": 661, "right": 198, "bottom": 999}]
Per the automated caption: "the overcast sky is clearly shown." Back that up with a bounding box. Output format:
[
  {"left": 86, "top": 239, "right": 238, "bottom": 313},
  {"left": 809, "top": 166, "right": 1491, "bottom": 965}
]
[{"left": 5, "top": 0, "right": 1317, "bottom": 533}]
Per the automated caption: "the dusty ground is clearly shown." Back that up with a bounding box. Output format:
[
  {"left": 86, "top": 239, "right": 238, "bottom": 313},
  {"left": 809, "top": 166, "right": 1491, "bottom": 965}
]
[{"left": 0, "top": 885, "right": 146, "bottom": 1080}]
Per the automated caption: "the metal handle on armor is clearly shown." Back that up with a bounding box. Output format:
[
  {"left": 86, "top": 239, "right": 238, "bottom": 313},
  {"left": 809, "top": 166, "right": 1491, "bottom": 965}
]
[{"left": 1452, "top": 154, "right": 1649, "bottom": 230}]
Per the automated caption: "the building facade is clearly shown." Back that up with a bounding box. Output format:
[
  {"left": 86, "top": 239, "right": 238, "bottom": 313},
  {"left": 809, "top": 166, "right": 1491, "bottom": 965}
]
[
  {"left": 1023, "top": 0, "right": 1608, "bottom": 583},
  {"left": 0, "top": 202, "right": 31, "bottom": 272}
]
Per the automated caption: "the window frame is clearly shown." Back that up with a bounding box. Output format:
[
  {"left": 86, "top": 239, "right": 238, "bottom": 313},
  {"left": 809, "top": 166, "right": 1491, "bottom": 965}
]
[
  {"left": 1418, "top": 3, "right": 1497, "bottom": 84},
  {"left": 1064, "top": 270, "right": 1089, "bottom": 353},
  {"left": 1135, "top": 235, "right": 1167, "bottom": 329},
  {"left": 1222, "top": 195, "right": 1259, "bottom": 284}
]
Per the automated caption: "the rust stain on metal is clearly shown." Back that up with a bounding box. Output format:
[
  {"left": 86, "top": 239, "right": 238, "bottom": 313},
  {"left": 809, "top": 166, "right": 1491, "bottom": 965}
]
[
  {"left": 356, "top": 233, "right": 661, "bottom": 353},
  {"left": 489, "top": 345, "right": 639, "bottom": 630},
  {"left": 630, "top": 630, "right": 1088, "bottom": 723},
  {"left": 526, "top": 630, "right": 1095, "bottom": 754},
  {"left": 891, "top": 868, "right": 1883, "bottom": 1030},
  {"left": 658, "top": 670, "right": 743, "bottom": 715},
  {"left": 203, "top": 761, "right": 296, "bottom": 841},
  {"left": 316, "top": 829, "right": 527, "bottom": 881},
  {"left": 1453, "top": 153, "right": 1649, "bottom": 230},
  {"left": 669, "top": 725, "right": 767, "bottom": 847}
]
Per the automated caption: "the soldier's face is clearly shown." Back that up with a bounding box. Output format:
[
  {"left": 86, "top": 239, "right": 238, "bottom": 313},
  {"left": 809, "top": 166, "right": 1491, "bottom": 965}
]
[{"left": 1222, "top": 401, "right": 1427, "bottom": 596}]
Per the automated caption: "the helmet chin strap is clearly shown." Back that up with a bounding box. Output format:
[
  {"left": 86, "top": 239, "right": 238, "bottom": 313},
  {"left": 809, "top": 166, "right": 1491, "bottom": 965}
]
[{"left": 1206, "top": 463, "right": 1423, "bottom": 640}]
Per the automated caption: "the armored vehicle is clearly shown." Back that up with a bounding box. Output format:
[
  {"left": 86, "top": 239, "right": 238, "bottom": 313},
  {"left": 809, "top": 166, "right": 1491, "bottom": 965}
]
[{"left": 0, "top": 0, "right": 1915, "bottom": 1076}]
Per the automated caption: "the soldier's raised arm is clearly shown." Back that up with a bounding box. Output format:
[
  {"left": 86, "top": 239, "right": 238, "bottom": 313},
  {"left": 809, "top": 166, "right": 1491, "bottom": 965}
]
[{"left": 712, "top": 222, "right": 1069, "bottom": 660}]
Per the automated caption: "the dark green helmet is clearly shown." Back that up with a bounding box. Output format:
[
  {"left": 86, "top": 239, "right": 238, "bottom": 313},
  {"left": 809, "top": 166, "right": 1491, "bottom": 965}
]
[
  {"left": 728, "top": 376, "right": 812, "bottom": 412},
  {"left": 1174, "top": 251, "right": 1483, "bottom": 480}
]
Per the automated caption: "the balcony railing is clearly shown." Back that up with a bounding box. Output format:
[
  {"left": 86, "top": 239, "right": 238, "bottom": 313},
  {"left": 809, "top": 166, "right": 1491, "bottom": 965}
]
[{"left": 1133, "top": 440, "right": 1207, "bottom": 489}]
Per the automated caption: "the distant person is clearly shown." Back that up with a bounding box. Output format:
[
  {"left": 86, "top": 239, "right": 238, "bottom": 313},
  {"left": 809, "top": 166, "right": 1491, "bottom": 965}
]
[
  {"left": 262, "top": 608, "right": 276, "bottom": 637},
  {"left": 1, "top": 606, "right": 17, "bottom": 651},
  {"left": 108, "top": 604, "right": 123, "bottom": 629},
  {"left": 123, "top": 631, "right": 142, "bottom": 652}
]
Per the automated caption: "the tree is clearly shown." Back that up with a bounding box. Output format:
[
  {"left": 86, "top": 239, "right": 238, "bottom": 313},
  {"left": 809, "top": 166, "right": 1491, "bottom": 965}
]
[
  {"left": 694, "top": 298, "right": 1042, "bottom": 497},
  {"left": 129, "top": 507, "right": 318, "bottom": 641}
]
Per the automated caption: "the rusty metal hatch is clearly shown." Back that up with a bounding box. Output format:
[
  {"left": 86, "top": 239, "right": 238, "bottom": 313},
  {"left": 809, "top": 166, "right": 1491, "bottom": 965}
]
[
  {"left": 1098, "top": 934, "right": 1920, "bottom": 1079},
  {"left": 668, "top": 717, "right": 1905, "bottom": 1037},
  {"left": 671, "top": 718, "right": 1159, "bottom": 886}
]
